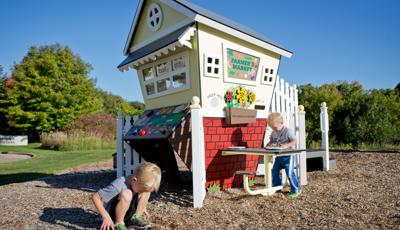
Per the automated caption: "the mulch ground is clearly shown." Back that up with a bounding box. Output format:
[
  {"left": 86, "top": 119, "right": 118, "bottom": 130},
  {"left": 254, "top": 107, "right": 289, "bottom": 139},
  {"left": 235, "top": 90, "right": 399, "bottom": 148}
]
[{"left": 0, "top": 152, "right": 399, "bottom": 229}]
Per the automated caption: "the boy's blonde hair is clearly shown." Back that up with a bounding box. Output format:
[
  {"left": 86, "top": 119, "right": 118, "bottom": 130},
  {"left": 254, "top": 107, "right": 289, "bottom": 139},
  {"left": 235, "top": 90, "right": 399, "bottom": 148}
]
[
  {"left": 133, "top": 162, "right": 161, "bottom": 192},
  {"left": 267, "top": 112, "right": 284, "bottom": 125}
]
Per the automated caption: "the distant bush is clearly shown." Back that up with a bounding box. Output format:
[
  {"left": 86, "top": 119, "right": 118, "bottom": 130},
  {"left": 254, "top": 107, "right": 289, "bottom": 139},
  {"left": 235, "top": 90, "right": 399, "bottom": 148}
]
[
  {"left": 40, "top": 131, "right": 115, "bottom": 151},
  {"left": 40, "top": 113, "right": 117, "bottom": 150},
  {"left": 40, "top": 132, "right": 67, "bottom": 150},
  {"left": 299, "top": 81, "right": 400, "bottom": 148},
  {"left": 63, "top": 113, "right": 116, "bottom": 141}
]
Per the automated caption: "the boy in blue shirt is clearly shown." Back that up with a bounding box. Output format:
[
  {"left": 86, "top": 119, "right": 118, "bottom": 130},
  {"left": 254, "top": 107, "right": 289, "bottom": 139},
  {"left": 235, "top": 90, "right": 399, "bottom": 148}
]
[
  {"left": 266, "top": 112, "right": 301, "bottom": 199},
  {"left": 92, "top": 162, "right": 161, "bottom": 230}
]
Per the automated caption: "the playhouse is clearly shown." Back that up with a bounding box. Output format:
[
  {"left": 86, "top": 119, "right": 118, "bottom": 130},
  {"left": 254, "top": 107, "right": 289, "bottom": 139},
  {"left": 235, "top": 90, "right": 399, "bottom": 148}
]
[{"left": 117, "top": 0, "right": 294, "bottom": 193}]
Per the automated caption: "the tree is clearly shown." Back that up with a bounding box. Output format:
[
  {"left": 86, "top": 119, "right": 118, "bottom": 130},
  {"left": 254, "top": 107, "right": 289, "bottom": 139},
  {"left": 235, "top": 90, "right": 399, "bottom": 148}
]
[
  {"left": 95, "top": 89, "right": 143, "bottom": 115},
  {"left": 0, "top": 44, "right": 103, "bottom": 137},
  {"left": 298, "top": 82, "right": 344, "bottom": 146}
]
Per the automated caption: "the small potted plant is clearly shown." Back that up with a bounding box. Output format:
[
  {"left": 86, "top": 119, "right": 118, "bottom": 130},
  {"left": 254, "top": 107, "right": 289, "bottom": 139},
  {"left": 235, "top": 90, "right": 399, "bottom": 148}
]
[{"left": 224, "top": 86, "right": 257, "bottom": 124}]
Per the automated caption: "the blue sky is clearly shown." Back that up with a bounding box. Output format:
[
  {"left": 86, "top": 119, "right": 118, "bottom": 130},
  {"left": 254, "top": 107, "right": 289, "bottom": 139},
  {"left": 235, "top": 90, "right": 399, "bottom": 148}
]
[{"left": 1, "top": 0, "right": 399, "bottom": 102}]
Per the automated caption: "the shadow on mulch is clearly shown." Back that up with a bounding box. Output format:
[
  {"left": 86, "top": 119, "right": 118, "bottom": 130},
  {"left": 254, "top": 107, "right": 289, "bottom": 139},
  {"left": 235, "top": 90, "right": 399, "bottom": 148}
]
[
  {"left": 35, "top": 170, "right": 116, "bottom": 192},
  {"left": 39, "top": 207, "right": 101, "bottom": 229},
  {"left": 0, "top": 172, "right": 53, "bottom": 186},
  {"left": 149, "top": 169, "right": 194, "bottom": 207}
]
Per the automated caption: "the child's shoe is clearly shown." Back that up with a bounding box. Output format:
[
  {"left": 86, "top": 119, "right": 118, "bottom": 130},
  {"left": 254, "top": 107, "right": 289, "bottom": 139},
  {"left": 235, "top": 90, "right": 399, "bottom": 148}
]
[
  {"left": 288, "top": 191, "right": 301, "bottom": 199},
  {"left": 130, "top": 214, "right": 151, "bottom": 229},
  {"left": 115, "top": 223, "right": 128, "bottom": 230}
]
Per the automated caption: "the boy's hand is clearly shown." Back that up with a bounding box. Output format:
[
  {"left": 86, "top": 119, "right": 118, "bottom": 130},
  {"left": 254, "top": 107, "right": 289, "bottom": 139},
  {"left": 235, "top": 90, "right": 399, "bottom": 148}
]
[{"left": 100, "top": 215, "right": 114, "bottom": 230}]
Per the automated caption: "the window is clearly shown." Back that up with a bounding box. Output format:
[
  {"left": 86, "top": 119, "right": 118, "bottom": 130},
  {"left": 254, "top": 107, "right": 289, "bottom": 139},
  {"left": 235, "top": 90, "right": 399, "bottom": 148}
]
[
  {"left": 261, "top": 65, "right": 276, "bottom": 85},
  {"left": 139, "top": 51, "right": 190, "bottom": 99},
  {"left": 204, "top": 53, "right": 221, "bottom": 78},
  {"left": 147, "top": 3, "right": 163, "bottom": 32}
]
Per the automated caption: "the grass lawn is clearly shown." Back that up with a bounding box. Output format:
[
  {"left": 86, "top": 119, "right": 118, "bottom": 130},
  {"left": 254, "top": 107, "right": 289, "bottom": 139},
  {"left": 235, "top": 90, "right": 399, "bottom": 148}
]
[{"left": 0, "top": 143, "right": 116, "bottom": 185}]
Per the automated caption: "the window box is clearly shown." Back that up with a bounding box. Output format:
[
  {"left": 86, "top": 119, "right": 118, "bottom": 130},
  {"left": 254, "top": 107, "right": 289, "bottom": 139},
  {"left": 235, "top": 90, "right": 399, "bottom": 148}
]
[{"left": 225, "top": 107, "right": 257, "bottom": 125}]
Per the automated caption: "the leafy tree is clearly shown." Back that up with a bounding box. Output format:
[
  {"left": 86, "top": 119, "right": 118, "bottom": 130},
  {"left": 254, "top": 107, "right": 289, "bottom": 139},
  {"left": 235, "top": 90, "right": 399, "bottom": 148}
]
[
  {"left": 95, "top": 89, "right": 143, "bottom": 115},
  {"left": 0, "top": 44, "right": 102, "bottom": 137},
  {"left": 299, "top": 81, "right": 400, "bottom": 147},
  {"left": 129, "top": 101, "right": 145, "bottom": 111},
  {"left": 298, "top": 82, "right": 344, "bottom": 145}
]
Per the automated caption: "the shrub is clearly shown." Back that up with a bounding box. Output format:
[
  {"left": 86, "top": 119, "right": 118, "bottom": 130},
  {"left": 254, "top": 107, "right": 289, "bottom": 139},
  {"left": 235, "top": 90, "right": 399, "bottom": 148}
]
[
  {"left": 40, "top": 131, "right": 115, "bottom": 151},
  {"left": 40, "top": 132, "right": 67, "bottom": 150},
  {"left": 63, "top": 113, "right": 116, "bottom": 141}
]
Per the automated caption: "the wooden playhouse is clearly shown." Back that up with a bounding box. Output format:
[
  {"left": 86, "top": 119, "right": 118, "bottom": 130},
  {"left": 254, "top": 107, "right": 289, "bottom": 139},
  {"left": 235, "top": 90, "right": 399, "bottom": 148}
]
[{"left": 118, "top": 0, "right": 293, "bottom": 191}]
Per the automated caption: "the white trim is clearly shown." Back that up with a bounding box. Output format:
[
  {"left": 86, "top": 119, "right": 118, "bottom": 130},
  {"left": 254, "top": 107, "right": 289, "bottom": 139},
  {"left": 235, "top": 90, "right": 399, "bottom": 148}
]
[
  {"left": 222, "top": 42, "right": 261, "bottom": 86},
  {"left": 138, "top": 51, "right": 191, "bottom": 99},
  {"left": 129, "top": 18, "right": 194, "bottom": 53},
  {"left": 195, "top": 15, "right": 292, "bottom": 58},
  {"left": 123, "top": 0, "right": 145, "bottom": 56},
  {"left": 119, "top": 26, "right": 195, "bottom": 71}
]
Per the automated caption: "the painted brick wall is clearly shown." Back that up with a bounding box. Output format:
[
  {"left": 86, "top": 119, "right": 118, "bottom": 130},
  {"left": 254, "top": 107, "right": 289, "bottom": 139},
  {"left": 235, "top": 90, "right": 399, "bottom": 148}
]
[{"left": 203, "top": 117, "right": 267, "bottom": 190}]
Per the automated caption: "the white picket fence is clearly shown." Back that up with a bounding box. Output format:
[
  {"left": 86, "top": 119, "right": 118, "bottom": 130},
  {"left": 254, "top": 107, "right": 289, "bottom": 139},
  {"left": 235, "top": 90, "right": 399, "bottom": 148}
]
[
  {"left": 116, "top": 115, "right": 145, "bottom": 178},
  {"left": 258, "top": 76, "right": 308, "bottom": 186}
]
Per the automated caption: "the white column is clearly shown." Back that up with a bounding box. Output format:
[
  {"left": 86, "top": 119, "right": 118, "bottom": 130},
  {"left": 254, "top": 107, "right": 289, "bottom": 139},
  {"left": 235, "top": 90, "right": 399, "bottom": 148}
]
[
  {"left": 116, "top": 114, "right": 124, "bottom": 178},
  {"left": 298, "top": 105, "right": 307, "bottom": 185},
  {"left": 190, "top": 96, "right": 206, "bottom": 208},
  {"left": 320, "top": 102, "right": 330, "bottom": 171}
]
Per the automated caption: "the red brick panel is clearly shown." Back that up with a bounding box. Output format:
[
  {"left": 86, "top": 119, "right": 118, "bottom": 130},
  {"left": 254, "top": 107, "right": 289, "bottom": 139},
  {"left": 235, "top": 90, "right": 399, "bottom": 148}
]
[{"left": 203, "top": 117, "right": 266, "bottom": 190}]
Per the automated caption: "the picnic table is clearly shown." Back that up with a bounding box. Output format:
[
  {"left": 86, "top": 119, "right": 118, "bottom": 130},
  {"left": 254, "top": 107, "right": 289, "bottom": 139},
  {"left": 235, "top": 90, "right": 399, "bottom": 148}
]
[{"left": 221, "top": 147, "right": 306, "bottom": 196}]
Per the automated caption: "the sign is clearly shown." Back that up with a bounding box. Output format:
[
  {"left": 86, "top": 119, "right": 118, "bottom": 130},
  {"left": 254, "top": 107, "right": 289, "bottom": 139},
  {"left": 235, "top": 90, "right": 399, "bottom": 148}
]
[
  {"left": 226, "top": 49, "right": 260, "bottom": 82},
  {"left": 0, "top": 135, "right": 28, "bottom": 146}
]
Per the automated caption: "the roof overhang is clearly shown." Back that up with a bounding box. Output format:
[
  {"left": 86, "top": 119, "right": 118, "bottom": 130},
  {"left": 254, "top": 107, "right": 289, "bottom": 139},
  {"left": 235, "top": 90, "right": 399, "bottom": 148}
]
[{"left": 118, "top": 24, "right": 196, "bottom": 71}]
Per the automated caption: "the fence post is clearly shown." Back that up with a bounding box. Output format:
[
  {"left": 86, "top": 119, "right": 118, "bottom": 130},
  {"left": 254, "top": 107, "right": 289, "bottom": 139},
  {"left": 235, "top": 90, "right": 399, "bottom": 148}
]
[
  {"left": 124, "top": 116, "right": 133, "bottom": 176},
  {"left": 116, "top": 114, "right": 124, "bottom": 178},
  {"left": 320, "top": 102, "right": 330, "bottom": 171},
  {"left": 190, "top": 96, "right": 206, "bottom": 208},
  {"left": 297, "top": 105, "right": 307, "bottom": 185}
]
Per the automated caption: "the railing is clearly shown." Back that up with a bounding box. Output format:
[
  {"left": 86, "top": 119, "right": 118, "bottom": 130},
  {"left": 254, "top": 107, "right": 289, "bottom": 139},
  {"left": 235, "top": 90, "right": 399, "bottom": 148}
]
[{"left": 116, "top": 115, "right": 144, "bottom": 178}]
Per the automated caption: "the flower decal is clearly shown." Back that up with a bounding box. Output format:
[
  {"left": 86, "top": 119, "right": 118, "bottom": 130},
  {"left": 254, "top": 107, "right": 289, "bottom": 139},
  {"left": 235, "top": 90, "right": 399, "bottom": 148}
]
[
  {"left": 236, "top": 87, "right": 247, "bottom": 103},
  {"left": 225, "top": 91, "right": 233, "bottom": 103},
  {"left": 248, "top": 92, "right": 256, "bottom": 103},
  {"left": 224, "top": 86, "right": 256, "bottom": 108}
]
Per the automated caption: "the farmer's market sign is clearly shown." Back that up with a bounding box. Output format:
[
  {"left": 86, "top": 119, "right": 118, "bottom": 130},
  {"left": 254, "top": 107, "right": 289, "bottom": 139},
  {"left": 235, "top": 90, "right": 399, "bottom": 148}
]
[{"left": 226, "top": 49, "right": 260, "bottom": 82}]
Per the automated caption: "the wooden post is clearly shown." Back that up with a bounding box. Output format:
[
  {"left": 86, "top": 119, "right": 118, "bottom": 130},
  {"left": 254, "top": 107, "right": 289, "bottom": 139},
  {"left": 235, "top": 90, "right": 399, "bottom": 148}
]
[
  {"left": 190, "top": 96, "right": 206, "bottom": 208},
  {"left": 116, "top": 114, "right": 124, "bottom": 178},
  {"left": 320, "top": 102, "right": 330, "bottom": 171},
  {"left": 298, "top": 105, "right": 307, "bottom": 185}
]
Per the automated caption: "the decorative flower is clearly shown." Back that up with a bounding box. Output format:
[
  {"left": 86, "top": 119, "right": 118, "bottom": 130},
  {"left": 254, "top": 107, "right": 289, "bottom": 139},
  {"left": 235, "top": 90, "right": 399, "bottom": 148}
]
[
  {"left": 248, "top": 92, "right": 256, "bottom": 103},
  {"left": 225, "top": 91, "right": 233, "bottom": 103},
  {"left": 236, "top": 87, "right": 247, "bottom": 103}
]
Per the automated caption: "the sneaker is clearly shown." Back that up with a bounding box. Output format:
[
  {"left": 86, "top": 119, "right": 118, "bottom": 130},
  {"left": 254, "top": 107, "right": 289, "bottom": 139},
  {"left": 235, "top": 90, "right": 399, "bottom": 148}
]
[
  {"left": 130, "top": 214, "right": 151, "bottom": 229},
  {"left": 115, "top": 223, "right": 128, "bottom": 230},
  {"left": 288, "top": 191, "right": 301, "bottom": 199}
]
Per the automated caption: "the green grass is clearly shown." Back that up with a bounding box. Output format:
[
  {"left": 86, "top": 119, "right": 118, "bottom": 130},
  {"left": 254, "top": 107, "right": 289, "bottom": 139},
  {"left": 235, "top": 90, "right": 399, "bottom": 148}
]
[{"left": 0, "top": 143, "right": 116, "bottom": 185}]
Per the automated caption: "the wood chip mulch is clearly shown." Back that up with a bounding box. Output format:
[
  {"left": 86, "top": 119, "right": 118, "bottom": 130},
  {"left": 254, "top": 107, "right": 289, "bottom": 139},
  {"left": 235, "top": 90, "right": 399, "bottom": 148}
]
[{"left": 1, "top": 152, "right": 399, "bottom": 229}]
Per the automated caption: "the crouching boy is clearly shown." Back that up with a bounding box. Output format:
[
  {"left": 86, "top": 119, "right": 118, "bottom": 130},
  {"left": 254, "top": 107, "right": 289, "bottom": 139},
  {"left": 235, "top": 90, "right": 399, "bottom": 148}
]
[{"left": 92, "top": 162, "right": 161, "bottom": 230}]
